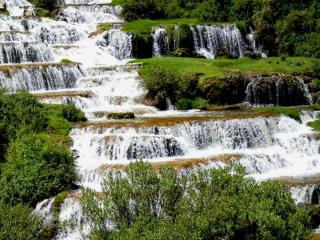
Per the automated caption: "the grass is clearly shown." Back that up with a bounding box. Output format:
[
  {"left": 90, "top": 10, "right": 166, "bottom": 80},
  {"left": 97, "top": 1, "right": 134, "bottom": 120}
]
[
  {"left": 308, "top": 120, "right": 320, "bottom": 131},
  {"left": 252, "top": 107, "right": 301, "bottom": 121},
  {"left": 43, "top": 104, "right": 87, "bottom": 136},
  {"left": 122, "top": 18, "right": 201, "bottom": 35},
  {"left": 133, "top": 57, "right": 315, "bottom": 81},
  {"left": 112, "top": 0, "right": 125, "bottom": 6}
]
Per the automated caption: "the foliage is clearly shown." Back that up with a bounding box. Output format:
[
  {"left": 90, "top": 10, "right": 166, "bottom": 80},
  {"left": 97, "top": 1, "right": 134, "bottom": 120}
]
[
  {"left": 140, "top": 65, "right": 198, "bottom": 106},
  {"left": 0, "top": 203, "right": 46, "bottom": 240},
  {"left": 134, "top": 57, "right": 315, "bottom": 81},
  {"left": 81, "top": 161, "right": 311, "bottom": 240},
  {"left": 34, "top": 7, "right": 50, "bottom": 17},
  {"left": 252, "top": 107, "right": 301, "bottom": 121},
  {"left": 176, "top": 97, "right": 210, "bottom": 110},
  {"left": 0, "top": 133, "right": 76, "bottom": 206},
  {"left": 0, "top": 91, "right": 47, "bottom": 162},
  {"left": 60, "top": 58, "right": 73, "bottom": 64},
  {"left": 308, "top": 120, "right": 320, "bottom": 132},
  {"left": 30, "top": 0, "right": 58, "bottom": 11},
  {"left": 97, "top": 23, "right": 112, "bottom": 32},
  {"left": 43, "top": 103, "right": 87, "bottom": 135},
  {"left": 120, "top": 0, "right": 319, "bottom": 57},
  {"left": 107, "top": 112, "right": 135, "bottom": 119}
]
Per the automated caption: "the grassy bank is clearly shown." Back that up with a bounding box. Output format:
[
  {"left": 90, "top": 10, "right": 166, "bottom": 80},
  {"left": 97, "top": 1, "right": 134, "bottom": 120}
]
[
  {"left": 122, "top": 18, "right": 200, "bottom": 35},
  {"left": 133, "top": 57, "right": 315, "bottom": 80}
]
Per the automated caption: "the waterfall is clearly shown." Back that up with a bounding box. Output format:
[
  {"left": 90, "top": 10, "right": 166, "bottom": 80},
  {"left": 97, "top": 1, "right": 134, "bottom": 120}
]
[
  {"left": 0, "top": 31, "right": 31, "bottom": 41},
  {"left": 291, "top": 185, "right": 320, "bottom": 205},
  {"left": 152, "top": 27, "right": 169, "bottom": 57},
  {"left": 0, "top": 64, "right": 85, "bottom": 91},
  {"left": 0, "top": 42, "right": 54, "bottom": 63},
  {"left": 97, "top": 29, "right": 132, "bottom": 60},
  {"left": 244, "top": 75, "right": 313, "bottom": 106},
  {"left": 58, "top": 5, "right": 122, "bottom": 24},
  {"left": 31, "top": 22, "right": 87, "bottom": 44},
  {"left": 190, "top": 24, "right": 246, "bottom": 59},
  {"left": 5, "top": 0, "right": 34, "bottom": 17}
]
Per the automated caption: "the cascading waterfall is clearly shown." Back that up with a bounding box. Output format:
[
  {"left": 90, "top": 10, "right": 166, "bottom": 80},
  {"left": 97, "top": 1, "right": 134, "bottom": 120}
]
[
  {"left": 245, "top": 75, "right": 313, "bottom": 106},
  {"left": 152, "top": 24, "right": 246, "bottom": 58},
  {"left": 152, "top": 27, "right": 169, "bottom": 57},
  {"left": 1, "top": 0, "right": 316, "bottom": 238},
  {"left": 191, "top": 24, "right": 246, "bottom": 59},
  {"left": 0, "top": 41, "right": 54, "bottom": 63},
  {"left": 4, "top": 0, "right": 34, "bottom": 16},
  {"left": 0, "top": 31, "right": 31, "bottom": 41},
  {"left": 0, "top": 64, "right": 85, "bottom": 91},
  {"left": 58, "top": 5, "right": 122, "bottom": 24},
  {"left": 97, "top": 29, "right": 132, "bottom": 60}
]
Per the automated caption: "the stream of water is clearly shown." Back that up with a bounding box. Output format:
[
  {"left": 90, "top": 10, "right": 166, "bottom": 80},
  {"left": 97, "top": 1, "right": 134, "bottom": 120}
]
[{"left": 1, "top": 0, "right": 319, "bottom": 238}]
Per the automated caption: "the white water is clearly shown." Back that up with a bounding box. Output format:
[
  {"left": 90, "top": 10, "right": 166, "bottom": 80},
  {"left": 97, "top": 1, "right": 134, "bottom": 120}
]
[
  {"left": 191, "top": 24, "right": 245, "bottom": 58},
  {"left": 2, "top": 1, "right": 317, "bottom": 239},
  {"left": 5, "top": 0, "right": 33, "bottom": 16}
]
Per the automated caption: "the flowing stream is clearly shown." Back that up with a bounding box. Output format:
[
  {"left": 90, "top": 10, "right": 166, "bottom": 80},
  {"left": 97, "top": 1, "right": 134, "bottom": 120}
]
[{"left": 1, "top": 1, "right": 319, "bottom": 239}]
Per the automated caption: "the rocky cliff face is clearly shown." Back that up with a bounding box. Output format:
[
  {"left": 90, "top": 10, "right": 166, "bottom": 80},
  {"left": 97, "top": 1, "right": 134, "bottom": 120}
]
[{"left": 200, "top": 73, "right": 313, "bottom": 106}]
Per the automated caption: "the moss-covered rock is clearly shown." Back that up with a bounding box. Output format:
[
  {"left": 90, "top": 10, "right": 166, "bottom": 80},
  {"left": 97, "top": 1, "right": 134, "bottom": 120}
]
[{"left": 107, "top": 112, "right": 135, "bottom": 119}]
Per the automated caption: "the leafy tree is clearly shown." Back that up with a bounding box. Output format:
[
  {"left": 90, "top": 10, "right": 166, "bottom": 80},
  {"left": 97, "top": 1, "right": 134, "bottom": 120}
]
[
  {"left": 81, "top": 162, "right": 311, "bottom": 240},
  {"left": 0, "top": 133, "right": 76, "bottom": 206},
  {"left": 0, "top": 203, "right": 45, "bottom": 240},
  {"left": 0, "top": 91, "right": 46, "bottom": 162}
]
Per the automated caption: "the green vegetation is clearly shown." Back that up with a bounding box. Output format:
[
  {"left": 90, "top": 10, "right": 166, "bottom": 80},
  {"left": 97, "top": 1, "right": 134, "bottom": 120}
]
[
  {"left": 308, "top": 120, "right": 320, "bottom": 132},
  {"left": 60, "top": 59, "right": 73, "bottom": 65},
  {"left": 97, "top": 23, "right": 113, "bottom": 32},
  {"left": 30, "top": 0, "right": 57, "bottom": 11},
  {"left": 120, "top": 0, "right": 320, "bottom": 57},
  {"left": 134, "top": 57, "right": 315, "bottom": 80},
  {"left": 112, "top": 0, "right": 125, "bottom": 6},
  {"left": 81, "top": 161, "right": 311, "bottom": 240},
  {"left": 0, "top": 91, "right": 86, "bottom": 238},
  {"left": 0, "top": 133, "right": 76, "bottom": 206},
  {"left": 34, "top": 7, "right": 50, "bottom": 17},
  {"left": 252, "top": 107, "right": 301, "bottom": 122},
  {"left": 122, "top": 18, "right": 200, "bottom": 35},
  {"left": 135, "top": 57, "right": 316, "bottom": 108},
  {"left": 176, "top": 97, "right": 209, "bottom": 110},
  {"left": 107, "top": 112, "right": 135, "bottom": 119},
  {"left": 0, "top": 203, "right": 46, "bottom": 240}
]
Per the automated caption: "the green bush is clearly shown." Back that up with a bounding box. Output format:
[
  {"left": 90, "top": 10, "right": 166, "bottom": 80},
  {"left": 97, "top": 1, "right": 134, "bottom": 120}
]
[
  {"left": 31, "top": 0, "right": 57, "bottom": 11},
  {"left": 81, "top": 161, "right": 311, "bottom": 240},
  {"left": 310, "top": 60, "right": 320, "bottom": 79},
  {"left": 0, "top": 203, "right": 46, "bottom": 240},
  {"left": 141, "top": 65, "right": 198, "bottom": 108},
  {"left": 60, "top": 59, "right": 73, "bottom": 65},
  {"left": 0, "top": 91, "right": 47, "bottom": 162},
  {"left": 0, "top": 133, "right": 76, "bottom": 206},
  {"left": 176, "top": 97, "right": 210, "bottom": 110},
  {"left": 176, "top": 98, "right": 193, "bottom": 110}
]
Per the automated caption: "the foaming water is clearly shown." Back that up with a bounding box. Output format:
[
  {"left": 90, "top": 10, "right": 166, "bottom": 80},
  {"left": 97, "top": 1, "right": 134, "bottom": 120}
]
[
  {"left": 3, "top": 0, "right": 318, "bottom": 238},
  {"left": 58, "top": 5, "right": 122, "bottom": 24},
  {"left": 191, "top": 24, "right": 246, "bottom": 58},
  {"left": 5, "top": 0, "right": 33, "bottom": 16}
]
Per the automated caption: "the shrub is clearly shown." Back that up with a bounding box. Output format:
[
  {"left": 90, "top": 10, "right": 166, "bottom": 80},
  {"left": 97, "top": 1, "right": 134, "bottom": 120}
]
[
  {"left": 0, "top": 133, "right": 76, "bottom": 206},
  {"left": 0, "top": 203, "right": 46, "bottom": 240},
  {"left": 31, "top": 0, "right": 58, "bottom": 11},
  {"left": 60, "top": 59, "right": 73, "bottom": 65},
  {"left": 176, "top": 98, "right": 193, "bottom": 110},
  {"left": 81, "top": 161, "right": 311, "bottom": 239},
  {"left": 141, "top": 65, "right": 198, "bottom": 107},
  {"left": 0, "top": 91, "right": 47, "bottom": 161}
]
